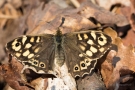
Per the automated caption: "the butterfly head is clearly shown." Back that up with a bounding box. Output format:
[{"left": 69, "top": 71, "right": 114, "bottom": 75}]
[{"left": 54, "top": 28, "right": 63, "bottom": 43}]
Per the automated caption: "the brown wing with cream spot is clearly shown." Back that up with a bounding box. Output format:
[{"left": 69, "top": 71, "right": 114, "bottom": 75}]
[
  {"left": 64, "top": 30, "right": 112, "bottom": 77},
  {"left": 76, "top": 30, "right": 112, "bottom": 59},
  {"left": 6, "top": 34, "right": 55, "bottom": 74}
]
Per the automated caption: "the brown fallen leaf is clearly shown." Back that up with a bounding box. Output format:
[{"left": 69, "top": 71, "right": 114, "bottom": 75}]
[
  {"left": 101, "top": 33, "right": 135, "bottom": 90},
  {"left": 0, "top": 58, "right": 33, "bottom": 90},
  {"left": 77, "top": 1, "right": 129, "bottom": 27},
  {"left": 76, "top": 72, "right": 107, "bottom": 90},
  {"left": 122, "top": 29, "right": 135, "bottom": 46},
  {"left": 30, "top": 77, "right": 48, "bottom": 90}
]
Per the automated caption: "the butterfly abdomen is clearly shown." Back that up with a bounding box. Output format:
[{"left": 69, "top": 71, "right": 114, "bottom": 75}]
[{"left": 54, "top": 45, "right": 65, "bottom": 67}]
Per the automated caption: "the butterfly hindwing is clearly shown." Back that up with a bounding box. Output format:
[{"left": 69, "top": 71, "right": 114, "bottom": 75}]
[{"left": 64, "top": 42, "right": 97, "bottom": 77}]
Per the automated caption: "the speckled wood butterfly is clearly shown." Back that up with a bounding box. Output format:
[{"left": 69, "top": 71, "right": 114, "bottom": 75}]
[{"left": 6, "top": 20, "right": 112, "bottom": 78}]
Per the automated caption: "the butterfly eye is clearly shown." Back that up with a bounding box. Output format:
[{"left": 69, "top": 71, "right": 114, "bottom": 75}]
[
  {"left": 41, "top": 64, "right": 44, "bottom": 67},
  {"left": 15, "top": 42, "right": 20, "bottom": 47},
  {"left": 99, "top": 37, "right": 103, "bottom": 41},
  {"left": 81, "top": 63, "right": 86, "bottom": 67},
  {"left": 11, "top": 40, "right": 22, "bottom": 51},
  {"left": 86, "top": 60, "right": 89, "bottom": 63},
  {"left": 39, "top": 62, "right": 46, "bottom": 68},
  {"left": 75, "top": 67, "right": 79, "bottom": 70},
  {"left": 74, "top": 65, "right": 80, "bottom": 72},
  {"left": 34, "top": 61, "right": 38, "bottom": 65}
]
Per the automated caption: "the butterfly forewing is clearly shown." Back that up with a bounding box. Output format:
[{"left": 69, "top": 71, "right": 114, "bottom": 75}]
[
  {"left": 6, "top": 34, "right": 55, "bottom": 74},
  {"left": 64, "top": 30, "right": 112, "bottom": 77},
  {"left": 75, "top": 30, "right": 112, "bottom": 59}
]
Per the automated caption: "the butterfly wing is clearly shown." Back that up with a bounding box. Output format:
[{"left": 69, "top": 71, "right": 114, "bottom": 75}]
[
  {"left": 64, "top": 30, "right": 112, "bottom": 77},
  {"left": 6, "top": 34, "right": 55, "bottom": 74}
]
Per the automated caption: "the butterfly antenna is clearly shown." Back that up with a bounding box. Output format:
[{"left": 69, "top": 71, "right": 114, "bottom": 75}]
[
  {"left": 56, "top": 17, "right": 65, "bottom": 36},
  {"left": 59, "top": 17, "right": 65, "bottom": 27}
]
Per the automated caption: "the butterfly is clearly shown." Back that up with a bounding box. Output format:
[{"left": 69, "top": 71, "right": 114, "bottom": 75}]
[{"left": 6, "top": 19, "right": 112, "bottom": 78}]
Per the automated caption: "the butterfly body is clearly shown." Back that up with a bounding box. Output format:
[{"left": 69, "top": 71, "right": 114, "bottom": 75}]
[
  {"left": 6, "top": 28, "right": 112, "bottom": 77},
  {"left": 54, "top": 29, "right": 65, "bottom": 67}
]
